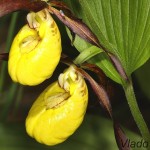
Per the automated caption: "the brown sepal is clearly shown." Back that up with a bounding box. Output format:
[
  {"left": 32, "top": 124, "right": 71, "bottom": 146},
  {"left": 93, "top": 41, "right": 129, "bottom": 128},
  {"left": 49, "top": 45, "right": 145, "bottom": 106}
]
[
  {"left": 114, "top": 121, "right": 130, "bottom": 150},
  {"left": 0, "top": 0, "right": 48, "bottom": 18},
  {"left": 49, "top": 0, "right": 71, "bottom": 12},
  {"left": 48, "top": 6, "right": 101, "bottom": 48},
  {"left": 81, "top": 63, "right": 107, "bottom": 86},
  {"left": 76, "top": 67, "right": 113, "bottom": 118},
  {"left": 109, "top": 53, "right": 129, "bottom": 81}
]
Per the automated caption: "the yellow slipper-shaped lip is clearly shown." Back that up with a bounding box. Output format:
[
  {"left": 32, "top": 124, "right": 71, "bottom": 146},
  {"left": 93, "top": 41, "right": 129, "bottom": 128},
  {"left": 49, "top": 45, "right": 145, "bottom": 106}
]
[
  {"left": 26, "top": 65, "right": 88, "bottom": 145},
  {"left": 8, "top": 9, "right": 61, "bottom": 85}
]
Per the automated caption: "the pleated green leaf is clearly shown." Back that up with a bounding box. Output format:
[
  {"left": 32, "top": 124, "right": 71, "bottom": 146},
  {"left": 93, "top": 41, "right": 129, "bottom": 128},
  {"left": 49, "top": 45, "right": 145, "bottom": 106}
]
[{"left": 64, "top": 0, "right": 150, "bottom": 84}]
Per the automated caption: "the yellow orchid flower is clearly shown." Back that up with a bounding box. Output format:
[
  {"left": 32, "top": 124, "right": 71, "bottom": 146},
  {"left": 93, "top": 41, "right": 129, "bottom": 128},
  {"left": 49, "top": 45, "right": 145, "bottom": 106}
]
[
  {"left": 26, "top": 65, "right": 88, "bottom": 145},
  {"left": 8, "top": 9, "right": 61, "bottom": 85}
]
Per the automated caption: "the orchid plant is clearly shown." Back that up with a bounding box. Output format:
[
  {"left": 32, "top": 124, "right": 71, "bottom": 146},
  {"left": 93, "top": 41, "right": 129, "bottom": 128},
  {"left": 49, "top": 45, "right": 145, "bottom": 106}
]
[{"left": 0, "top": 0, "right": 150, "bottom": 150}]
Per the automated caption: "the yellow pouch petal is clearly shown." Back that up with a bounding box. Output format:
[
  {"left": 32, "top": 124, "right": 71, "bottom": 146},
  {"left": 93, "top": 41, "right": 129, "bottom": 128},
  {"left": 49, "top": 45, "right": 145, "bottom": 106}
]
[
  {"left": 26, "top": 65, "right": 88, "bottom": 145},
  {"left": 8, "top": 9, "right": 61, "bottom": 85}
]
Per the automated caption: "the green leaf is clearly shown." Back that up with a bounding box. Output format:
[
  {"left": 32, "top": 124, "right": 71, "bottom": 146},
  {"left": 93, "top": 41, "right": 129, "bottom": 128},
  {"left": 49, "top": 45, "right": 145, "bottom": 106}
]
[
  {"left": 64, "top": 0, "right": 150, "bottom": 84},
  {"left": 67, "top": 31, "right": 122, "bottom": 83},
  {"left": 74, "top": 46, "right": 103, "bottom": 64}
]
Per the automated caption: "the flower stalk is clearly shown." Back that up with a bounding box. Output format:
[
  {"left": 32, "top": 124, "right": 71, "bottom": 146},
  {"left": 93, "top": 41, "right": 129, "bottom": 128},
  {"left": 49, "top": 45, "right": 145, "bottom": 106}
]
[{"left": 123, "top": 78, "right": 150, "bottom": 144}]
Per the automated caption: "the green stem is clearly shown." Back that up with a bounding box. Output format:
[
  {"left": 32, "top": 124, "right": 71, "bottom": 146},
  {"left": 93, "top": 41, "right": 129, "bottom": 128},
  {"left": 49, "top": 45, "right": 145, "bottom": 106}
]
[
  {"left": 0, "top": 83, "right": 18, "bottom": 121},
  {"left": 0, "top": 12, "right": 19, "bottom": 121},
  {"left": 123, "top": 77, "right": 150, "bottom": 144},
  {"left": 0, "top": 12, "right": 19, "bottom": 92},
  {"left": 12, "top": 85, "right": 24, "bottom": 116}
]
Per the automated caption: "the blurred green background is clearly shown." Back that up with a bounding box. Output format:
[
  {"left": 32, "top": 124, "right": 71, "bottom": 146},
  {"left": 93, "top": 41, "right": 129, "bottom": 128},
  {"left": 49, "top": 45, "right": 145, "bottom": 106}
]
[{"left": 0, "top": 11, "right": 150, "bottom": 150}]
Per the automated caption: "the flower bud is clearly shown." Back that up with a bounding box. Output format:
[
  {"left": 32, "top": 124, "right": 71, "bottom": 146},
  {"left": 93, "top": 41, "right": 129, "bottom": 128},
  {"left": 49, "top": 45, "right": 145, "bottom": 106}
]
[
  {"left": 8, "top": 9, "right": 61, "bottom": 85},
  {"left": 26, "top": 65, "right": 88, "bottom": 145}
]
